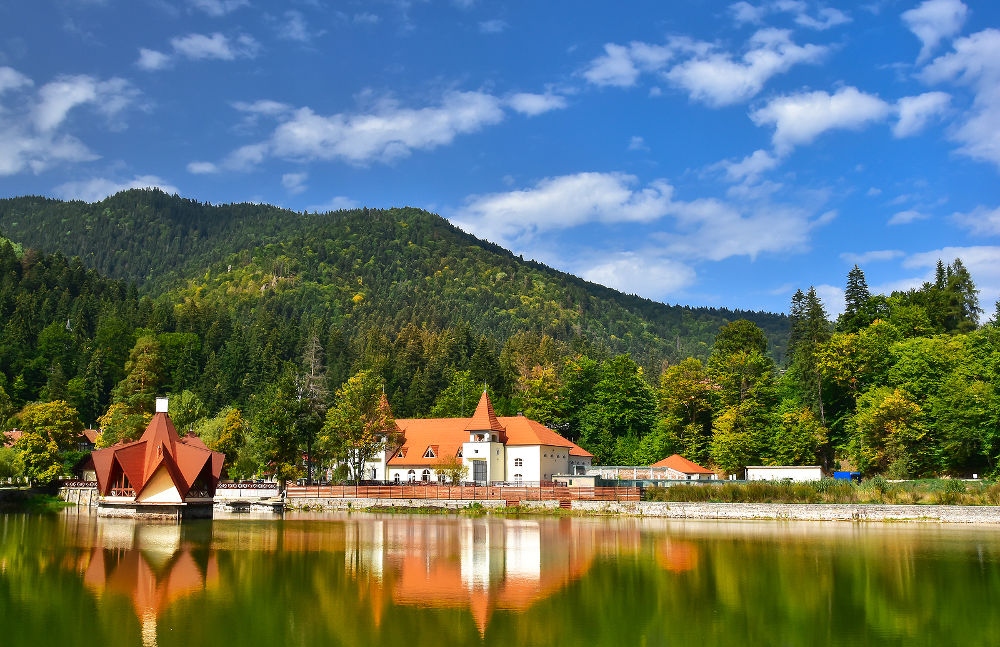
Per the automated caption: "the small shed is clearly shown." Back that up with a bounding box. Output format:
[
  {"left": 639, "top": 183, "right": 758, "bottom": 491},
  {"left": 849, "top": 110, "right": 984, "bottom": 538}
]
[{"left": 745, "top": 466, "right": 823, "bottom": 482}]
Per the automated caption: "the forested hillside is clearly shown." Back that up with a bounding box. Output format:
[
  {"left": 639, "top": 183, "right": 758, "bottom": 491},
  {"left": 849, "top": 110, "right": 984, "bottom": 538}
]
[
  {"left": 0, "top": 190, "right": 788, "bottom": 367},
  {"left": 2, "top": 189, "right": 994, "bottom": 486}
]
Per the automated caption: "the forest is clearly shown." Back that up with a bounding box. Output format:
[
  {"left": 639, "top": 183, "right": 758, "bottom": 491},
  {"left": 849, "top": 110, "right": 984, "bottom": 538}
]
[{"left": 0, "top": 189, "right": 997, "bottom": 483}]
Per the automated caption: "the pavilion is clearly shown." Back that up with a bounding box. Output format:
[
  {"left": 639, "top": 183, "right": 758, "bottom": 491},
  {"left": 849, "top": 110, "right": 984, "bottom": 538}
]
[{"left": 92, "top": 398, "right": 224, "bottom": 519}]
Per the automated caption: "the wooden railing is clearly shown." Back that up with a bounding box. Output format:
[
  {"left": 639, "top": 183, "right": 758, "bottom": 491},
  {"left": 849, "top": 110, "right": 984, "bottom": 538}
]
[{"left": 286, "top": 484, "right": 641, "bottom": 502}]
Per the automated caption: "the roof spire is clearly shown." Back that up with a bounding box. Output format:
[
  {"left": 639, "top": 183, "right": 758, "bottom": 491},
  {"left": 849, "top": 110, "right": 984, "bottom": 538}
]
[{"left": 464, "top": 389, "right": 505, "bottom": 434}]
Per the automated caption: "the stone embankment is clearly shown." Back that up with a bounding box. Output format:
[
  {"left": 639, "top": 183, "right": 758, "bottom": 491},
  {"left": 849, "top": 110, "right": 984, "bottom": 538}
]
[{"left": 288, "top": 497, "right": 1000, "bottom": 523}]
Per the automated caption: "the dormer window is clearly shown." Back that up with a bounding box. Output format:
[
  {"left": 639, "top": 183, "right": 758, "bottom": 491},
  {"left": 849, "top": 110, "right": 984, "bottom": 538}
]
[
  {"left": 423, "top": 446, "right": 437, "bottom": 459},
  {"left": 456, "top": 448, "right": 463, "bottom": 458},
  {"left": 396, "top": 447, "right": 408, "bottom": 458}
]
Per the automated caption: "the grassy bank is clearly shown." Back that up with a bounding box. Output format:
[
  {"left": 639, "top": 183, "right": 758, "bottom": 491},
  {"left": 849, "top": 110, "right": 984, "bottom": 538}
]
[
  {"left": 645, "top": 478, "right": 1000, "bottom": 506},
  {"left": 0, "top": 490, "right": 75, "bottom": 513}
]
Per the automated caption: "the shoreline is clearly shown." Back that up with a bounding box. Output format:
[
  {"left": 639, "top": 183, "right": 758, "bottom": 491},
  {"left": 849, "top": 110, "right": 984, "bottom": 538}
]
[{"left": 285, "top": 497, "right": 1000, "bottom": 524}]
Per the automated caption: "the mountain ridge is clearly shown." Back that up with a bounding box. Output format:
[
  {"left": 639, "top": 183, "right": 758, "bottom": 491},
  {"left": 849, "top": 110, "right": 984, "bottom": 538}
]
[{"left": 0, "top": 189, "right": 789, "bottom": 366}]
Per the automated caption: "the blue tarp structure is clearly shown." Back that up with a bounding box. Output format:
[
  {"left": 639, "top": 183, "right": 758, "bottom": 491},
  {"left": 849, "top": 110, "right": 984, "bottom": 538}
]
[{"left": 833, "top": 471, "right": 861, "bottom": 481}]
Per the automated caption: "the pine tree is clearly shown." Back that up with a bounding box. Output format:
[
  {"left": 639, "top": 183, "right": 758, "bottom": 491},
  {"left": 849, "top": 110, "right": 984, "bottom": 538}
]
[{"left": 839, "top": 265, "right": 872, "bottom": 333}]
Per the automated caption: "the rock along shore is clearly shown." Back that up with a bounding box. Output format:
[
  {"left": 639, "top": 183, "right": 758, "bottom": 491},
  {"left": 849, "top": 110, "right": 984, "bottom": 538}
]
[{"left": 286, "top": 497, "right": 1000, "bottom": 523}]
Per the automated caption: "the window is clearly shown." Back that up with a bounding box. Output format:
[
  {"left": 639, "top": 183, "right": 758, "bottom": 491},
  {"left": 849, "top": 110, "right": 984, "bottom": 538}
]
[
  {"left": 514, "top": 473, "right": 523, "bottom": 482},
  {"left": 394, "top": 473, "right": 401, "bottom": 483},
  {"left": 423, "top": 446, "right": 436, "bottom": 458},
  {"left": 514, "top": 458, "right": 523, "bottom": 467},
  {"left": 407, "top": 469, "right": 416, "bottom": 482},
  {"left": 457, "top": 448, "right": 463, "bottom": 458},
  {"left": 421, "top": 469, "right": 431, "bottom": 482},
  {"left": 437, "top": 473, "right": 446, "bottom": 484}
]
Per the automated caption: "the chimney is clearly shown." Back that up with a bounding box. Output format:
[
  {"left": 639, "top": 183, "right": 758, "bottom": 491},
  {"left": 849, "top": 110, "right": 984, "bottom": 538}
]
[{"left": 155, "top": 397, "right": 169, "bottom": 414}]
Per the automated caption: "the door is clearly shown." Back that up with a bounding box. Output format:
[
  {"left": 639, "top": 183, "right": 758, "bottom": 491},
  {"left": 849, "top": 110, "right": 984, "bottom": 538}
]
[{"left": 473, "top": 460, "right": 487, "bottom": 483}]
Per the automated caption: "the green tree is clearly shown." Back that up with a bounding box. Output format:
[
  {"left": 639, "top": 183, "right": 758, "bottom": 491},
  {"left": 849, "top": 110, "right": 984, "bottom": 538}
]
[
  {"left": 317, "top": 370, "right": 401, "bottom": 483},
  {"left": 17, "top": 400, "right": 83, "bottom": 450},
  {"left": 430, "top": 370, "right": 484, "bottom": 418},
  {"left": 848, "top": 387, "right": 928, "bottom": 477},
  {"left": 839, "top": 265, "right": 872, "bottom": 333},
  {"left": 767, "top": 405, "right": 826, "bottom": 466},
  {"left": 13, "top": 432, "right": 63, "bottom": 484},
  {"left": 710, "top": 403, "right": 768, "bottom": 475},
  {"left": 248, "top": 368, "right": 304, "bottom": 490},
  {"left": 514, "top": 365, "right": 563, "bottom": 427}
]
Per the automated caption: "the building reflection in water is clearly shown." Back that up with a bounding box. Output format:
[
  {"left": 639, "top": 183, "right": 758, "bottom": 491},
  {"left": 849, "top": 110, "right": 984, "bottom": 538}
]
[
  {"left": 340, "top": 516, "right": 699, "bottom": 634},
  {"left": 73, "top": 520, "right": 217, "bottom": 647}
]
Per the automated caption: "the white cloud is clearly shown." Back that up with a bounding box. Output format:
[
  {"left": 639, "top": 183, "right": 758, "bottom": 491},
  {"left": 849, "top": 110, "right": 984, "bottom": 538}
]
[
  {"left": 282, "top": 171, "right": 308, "bottom": 194},
  {"left": 628, "top": 135, "right": 648, "bottom": 151},
  {"left": 453, "top": 172, "right": 673, "bottom": 244},
  {"left": 136, "top": 48, "right": 171, "bottom": 71},
  {"left": 506, "top": 92, "right": 567, "bottom": 116},
  {"left": 888, "top": 209, "right": 930, "bottom": 225},
  {"left": 893, "top": 91, "right": 950, "bottom": 137},
  {"left": 840, "top": 249, "right": 905, "bottom": 264},
  {"left": 187, "top": 161, "right": 218, "bottom": 174},
  {"left": 233, "top": 99, "right": 293, "bottom": 116},
  {"left": 53, "top": 175, "right": 179, "bottom": 202},
  {"left": 479, "top": 19, "right": 507, "bottom": 34},
  {"left": 655, "top": 198, "right": 830, "bottom": 261},
  {"left": 922, "top": 29, "right": 1000, "bottom": 170},
  {"left": 952, "top": 205, "right": 1000, "bottom": 237},
  {"left": 581, "top": 252, "right": 695, "bottom": 299},
  {"left": 730, "top": 1, "right": 850, "bottom": 30},
  {"left": 714, "top": 149, "right": 779, "bottom": 183},
  {"left": 0, "top": 70, "right": 138, "bottom": 176},
  {"left": 750, "top": 86, "right": 891, "bottom": 153},
  {"left": 277, "top": 11, "right": 311, "bottom": 42},
  {"left": 170, "top": 32, "right": 259, "bottom": 61},
  {"left": 813, "top": 284, "right": 846, "bottom": 317},
  {"left": 353, "top": 13, "right": 380, "bottom": 25},
  {"left": 730, "top": 1, "right": 766, "bottom": 24},
  {"left": 793, "top": 7, "right": 851, "bottom": 30},
  {"left": 306, "top": 196, "right": 360, "bottom": 212},
  {"left": 195, "top": 91, "right": 506, "bottom": 171},
  {"left": 454, "top": 171, "right": 830, "bottom": 264},
  {"left": 583, "top": 44, "right": 642, "bottom": 87},
  {"left": 0, "top": 67, "right": 32, "bottom": 93},
  {"left": 902, "top": 0, "right": 968, "bottom": 62},
  {"left": 188, "top": 0, "right": 248, "bottom": 16},
  {"left": 667, "top": 28, "right": 828, "bottom": 107},
  {"left": 585, "top": 29, "right": 824, "bottom": 106}
]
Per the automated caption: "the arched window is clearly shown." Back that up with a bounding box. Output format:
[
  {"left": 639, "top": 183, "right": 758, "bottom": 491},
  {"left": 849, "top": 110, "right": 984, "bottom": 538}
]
[
  {"left": 407, "top": 469, "right": 416, "bottom": 482},
  {"left": 514, "top": 473, "right": 523, "bottom": 482},
  {"left": 437, "top": 473, "right": 446, "bottom": 484},
  {"left": 421, "top": 469, "right": 431, "bottom": 482},
  {"left": 394, "top": 473, "right": 401, "bottom": 483},
  {"left": 514, "top": 458, "right": 523, "bottom": 467}
]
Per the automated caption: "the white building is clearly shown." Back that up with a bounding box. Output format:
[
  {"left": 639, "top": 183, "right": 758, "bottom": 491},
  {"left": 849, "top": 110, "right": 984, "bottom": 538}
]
[
  {"left": 362, "top": 391, "right": 593, "bottom": 484},
  {"left": 745, "top": 466, "right": 824, "bottom": 482}
]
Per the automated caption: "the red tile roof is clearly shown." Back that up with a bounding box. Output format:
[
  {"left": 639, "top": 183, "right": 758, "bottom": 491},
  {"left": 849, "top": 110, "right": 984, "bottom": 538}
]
[
  {"left": 464, "top": 391, "right": 506, "bottom": 433},
  {"left": 387, "top": 414, "right": 592, "bottom": 467},
  {"left": 91, "top": 412, "right": 224, "bottom": 498},
  {"left": 80, "top": 428, "right": 100, "bottom": 444},
  {"left": 650, "top": 454, "right": 714, "bottom": 474},
  {"left": 2, "top": 429, "right": 22, "bottom": 447}
]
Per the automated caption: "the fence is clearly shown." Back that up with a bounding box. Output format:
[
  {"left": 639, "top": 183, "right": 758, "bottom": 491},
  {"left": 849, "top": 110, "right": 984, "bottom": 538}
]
[{"left": 286, "top": 483, "right": 641, "bottom": 502}]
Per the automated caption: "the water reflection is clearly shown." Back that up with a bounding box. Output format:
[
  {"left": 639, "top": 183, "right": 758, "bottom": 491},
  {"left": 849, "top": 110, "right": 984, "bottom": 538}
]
[
  {"left": 75, "top": 523, "right": 218, "bottom": 647},
  {"left": 3, "top": 511, "right": 1000, "bottom": 647}
]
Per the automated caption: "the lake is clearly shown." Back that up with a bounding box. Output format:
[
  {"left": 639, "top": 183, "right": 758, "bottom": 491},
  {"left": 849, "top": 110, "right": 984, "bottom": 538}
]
[{"left": 2, "top": 509, "right": 998, "bottom": 646}]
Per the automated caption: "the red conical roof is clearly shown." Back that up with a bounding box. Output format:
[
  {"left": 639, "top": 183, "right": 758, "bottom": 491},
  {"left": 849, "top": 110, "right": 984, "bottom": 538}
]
[{"left": 464, "top": 390, "right": 505, "bottom": 433}]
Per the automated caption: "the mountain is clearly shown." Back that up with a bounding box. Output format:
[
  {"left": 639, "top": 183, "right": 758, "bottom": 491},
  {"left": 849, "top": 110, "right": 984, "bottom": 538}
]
[{"left": 0, "top": 189, "right": 788, "bottom": 369}]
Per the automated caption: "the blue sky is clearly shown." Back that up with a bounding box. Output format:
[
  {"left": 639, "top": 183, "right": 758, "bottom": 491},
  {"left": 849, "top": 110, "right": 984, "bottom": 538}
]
[{"left": 1, "top": 0, "right": 998, "bottom": 317}]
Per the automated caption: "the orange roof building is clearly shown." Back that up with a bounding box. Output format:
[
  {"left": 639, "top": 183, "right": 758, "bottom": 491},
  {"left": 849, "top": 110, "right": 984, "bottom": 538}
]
[
  {"left": 357, "top": 390, "right": 593, "bottom": 484},
  {"left": 92, "top": 398, "right": 224, "bottom": 519},
  {"left": 650, "top": 454, "right": 716, "bottom": 477}
]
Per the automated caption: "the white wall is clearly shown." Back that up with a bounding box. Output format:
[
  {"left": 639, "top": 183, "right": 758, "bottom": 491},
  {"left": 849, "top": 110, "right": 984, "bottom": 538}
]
[
  {"left": 136, "top": 466, "right": 182, "bottom": 503},
  {"left": 505, "top": 446, "right": 539, "bottom": 482},
  {"left": 746, "top": 466, "right": 823, "bottom": 482}
]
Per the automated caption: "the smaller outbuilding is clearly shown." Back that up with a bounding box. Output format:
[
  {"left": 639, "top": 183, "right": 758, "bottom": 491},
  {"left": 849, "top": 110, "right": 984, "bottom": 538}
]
[
  {"left": 650, "top": 455, "right": 717, "bottom": 480},
  {"left": 745, "top": 466, "right": 823, "bottom": 482}
]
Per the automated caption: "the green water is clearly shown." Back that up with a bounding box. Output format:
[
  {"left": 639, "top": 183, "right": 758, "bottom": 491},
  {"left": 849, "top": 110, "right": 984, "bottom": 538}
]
[{"left": 1, "top": 510, "right": 999, "bottom": 647}]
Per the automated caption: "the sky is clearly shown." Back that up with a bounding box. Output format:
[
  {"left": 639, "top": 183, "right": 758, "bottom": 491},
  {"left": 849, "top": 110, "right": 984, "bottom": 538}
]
[{"left": 0, "top": 0, "right": 998, "bottom": 318}]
